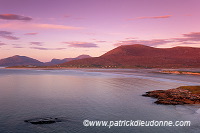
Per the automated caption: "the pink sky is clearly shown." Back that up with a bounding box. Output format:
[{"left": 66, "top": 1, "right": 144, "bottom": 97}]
[{"left": 0, "top": 0, "right": 200, "bottom": 62}]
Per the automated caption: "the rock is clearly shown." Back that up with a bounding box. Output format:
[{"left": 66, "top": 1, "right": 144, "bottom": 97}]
[
  {"left": 154, "top": 99, "right": 185, "bottom": 105},
  {"left": 142, "top": 86, "right": 200, "bottom": 105},
  {"left": 24, "top": 117, "right": 63, "bottom": 124}
]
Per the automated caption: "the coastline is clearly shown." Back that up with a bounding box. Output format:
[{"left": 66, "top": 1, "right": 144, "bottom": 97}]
[
  {"left": 159, "top": 70, "right": 200, "bottom": 76},
  {"left": 143, "top": 86, "right": 200, "bottom": 105},
  {"left": 4, "top": 66, "right": 200, "bottom": 76}
]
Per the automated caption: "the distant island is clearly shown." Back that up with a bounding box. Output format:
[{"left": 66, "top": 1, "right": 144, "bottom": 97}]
[
  {"left": 142, "top": 86, "right": 200, "bottom": 105},
  {"left": 1, "top": 44, "right": 200, "bottom": 68}
]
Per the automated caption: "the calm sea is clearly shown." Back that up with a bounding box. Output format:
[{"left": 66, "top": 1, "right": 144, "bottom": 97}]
[{"left": 0, "top": 68, "right": 200, "bottom": 133}]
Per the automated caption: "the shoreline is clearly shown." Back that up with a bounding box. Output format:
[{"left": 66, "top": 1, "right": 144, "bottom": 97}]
[
  {"left": 159, "top": 70, "right": 200, "bottom": 76},
  {"left": 4, "top": 67, "right": 200, "bottom": 76}
]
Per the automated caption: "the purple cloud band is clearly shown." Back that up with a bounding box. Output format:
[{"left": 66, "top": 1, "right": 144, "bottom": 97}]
[
  {"left": 24, "top": 32, "right": 38, "bottom": 35},
  {"left": 63, "top": 42, "right": 98, "bottom": 48},
  {"left": 30, "top": 42, "right": 43, "bottom": 46},
  {"left": 0, "top": 42, "right": 7, "bottom": 46},
  {"left": 0, "top": 31, "right": 19, "bottom": 40},
  {"left": 30, "top": 47, "right": 66, "bottom": 50},
  {"left": 0, "top": 14, "right": 32, "bottom": 21},
  {"left": 114, "top": 32, "right": 200, "bottom": 47},
  {"left": 128, "top": 15, "right": 172, "bottom": 21},
  {"left": 114, "top": 39, "right": 171, "bottom": 47}
]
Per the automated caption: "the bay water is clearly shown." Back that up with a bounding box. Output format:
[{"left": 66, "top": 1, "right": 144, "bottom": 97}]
[{"left": 0, "top": 68, "right": 200, "bottom": 133}]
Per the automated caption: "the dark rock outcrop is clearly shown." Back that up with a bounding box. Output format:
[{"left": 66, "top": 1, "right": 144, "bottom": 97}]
[
  {"left": 142, "top": 86, "right": 200, "bottom": 105},
  {"left": 24, "top": 117, "right": 63, "bottom": 124}
]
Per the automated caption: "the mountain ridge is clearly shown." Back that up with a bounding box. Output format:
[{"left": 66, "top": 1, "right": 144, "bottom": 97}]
[
  {"left": 60, "top": 44, "right": 200, "bottom": 68},
  {"left": 1, "top": 44, "right": 200, "bottom": 68},
  {"left": 0, "top": 54, "right": 91, "bottom": 67}
]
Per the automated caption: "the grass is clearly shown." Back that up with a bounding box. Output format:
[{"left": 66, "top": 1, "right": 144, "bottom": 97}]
[{"left": 178, "top": 86, "right": 200, "bottom": 94}]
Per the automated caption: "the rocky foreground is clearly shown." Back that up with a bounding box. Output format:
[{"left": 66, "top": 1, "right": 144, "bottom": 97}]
[{"left": 142, "top": 86, "right": 200, "bottom": 105}]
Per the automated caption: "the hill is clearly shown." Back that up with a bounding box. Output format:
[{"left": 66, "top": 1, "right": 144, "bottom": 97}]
[
  {"left": 45, "top": 54, "right": 91, "bottom": 66},
  {"left": 0, "top": 54, "right": 92, "bottom": 67},
  {"left": 0, "top": 55, "right": 44, "bottom": 67},
  {"left": 59, "top": 44, "right": 200, "bottom": 68}
]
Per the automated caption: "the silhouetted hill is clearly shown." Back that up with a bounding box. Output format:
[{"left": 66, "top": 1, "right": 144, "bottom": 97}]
[
  {"left": 76, "top": 54, "right": 91, "bottom": 59},
  {"left": 0, "top": 55, "right": 44, "bottom": 67},
  {"left": 45, "top": 54, "right": 91, "bottom": 66},
  {"left": 60, "top": 44, "right": 200, "bottom": 68}
]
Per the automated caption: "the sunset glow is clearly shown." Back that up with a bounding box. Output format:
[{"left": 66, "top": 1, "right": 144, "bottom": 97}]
[{"left": 0, "top": 0, "right": 200, "bottom": 62}]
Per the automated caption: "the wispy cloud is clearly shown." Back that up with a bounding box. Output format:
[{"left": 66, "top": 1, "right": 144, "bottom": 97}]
[
  {"left": 0, "top": 14, "right": 32, "bottom": 21},
  {"left": 182, "top": 32, "right": 200, "bottom": 41},
  {"left": 63, "top": 14, "right": 85, "bottom": 20},
  {"left": 114, "top": 39, "right": 172, "bottom": 47},
  {"left": 0, "top": 31, "right": 19, "bottom": 40},
  {"left": 13, "top": 46, "right": 24, "bottom": 48},
  {"left": 30, "top": 47, "right": 66, "bottom": 50},
  {"left": 114, "top": 32, "right": 200, "bottom": 47},
  {"left": 95, "top": 41, "right": 107, "bottom": 43},
  {"left": 128, "top": 15, "right": 172, "bottom": 20},
  {"left": 12, "top": 44, "right": 24, "bottom": 48},
  {"left": 30, "top": 42, "right": 43, "bottom": 46},
  {"left": 63, "top": 41, "right": 98, "bottom": 48},
  {"left": 36, "top": 24, "right": 83, "bottom": 30},
  {"left": 0, "top": 42, "right": 7, "bottom": 46},
  {"left": 171, "top": 32, "right": 200, "bottom": 43},
  {"left": 0, "top": 22, "right": 84, "bottom": 30},
  {"left": 24, "top": 32, "right": 38, "bottom": 35}
]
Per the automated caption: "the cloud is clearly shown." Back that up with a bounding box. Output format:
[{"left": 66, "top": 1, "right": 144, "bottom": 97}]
[
  {"left": 12, "top": 44, "right": 24, "bottom": 48},
  {"left": 2, "top": 35, "right": 19, "bottom": 40},
  {"left": 36, "top": 24, "right": 83, "bottom": 30},
  {"left": 171, "top": 32, "right": 200, "bottom": 43},
  {"left": 0, "top": 22, "right": 84, "bottom": 30},
  {"left": 63, "top": 41, "right": 98, "bottom": 48},
  {"left": 0, "top": 31, "right": 19, "bottom": 40},
  {"left": 0, "top": 14, "right": 32, "bottom": 21},
  {"left": 30, "top": 47, "right": 66, "bottom": 50},
  {"left": 114, "top": 32, "right": 200, "bottom": 47},
  {"left": 13, "top": 46, "right": 23, "bottom": 48},
  {"left": 114, "top": 39, "right": 172, "bottom": 47},
  {"left": 0, "top": 42, "right": 7, "bottom": 46},
  {"left": 24, "top": 32, "right": 38, "bottom": 35},
  {"left": 95, "top": 41, "right": 107, "bottom": 43},
  {"left": 30, "top": 42, "right": 43, "bottom": 46},
  {"left": 91, "top": 39, "right": 107, "bottom": 43},
  {"left": 63, "top": 14, "right": 85, "bottom": 20},
  {"left": 182, "top": 32, "right": 200, "bottom": 41},
  {"left": 125, "top": 37, "right": 136, "bottom": 40},
  {"left": 128, "top": 15, "right": 172, "bottom": 20}
]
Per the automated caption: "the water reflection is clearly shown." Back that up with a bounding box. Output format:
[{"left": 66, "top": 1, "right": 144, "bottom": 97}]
[{"left": 0, "top": 69, "right": 200, "bottom": 133}]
